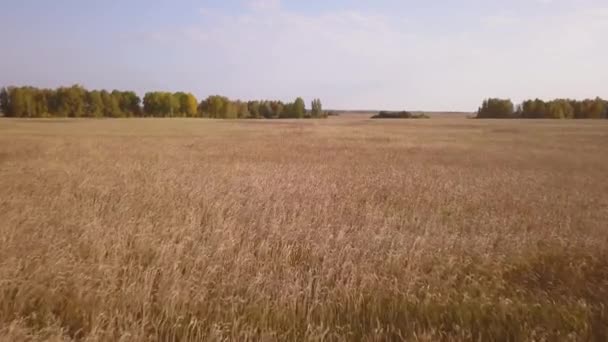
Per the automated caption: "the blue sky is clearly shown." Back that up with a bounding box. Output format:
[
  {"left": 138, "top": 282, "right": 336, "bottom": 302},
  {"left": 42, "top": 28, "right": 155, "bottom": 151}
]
[{"left": 1, "top": 0, "right": 607, "bottom": 111}]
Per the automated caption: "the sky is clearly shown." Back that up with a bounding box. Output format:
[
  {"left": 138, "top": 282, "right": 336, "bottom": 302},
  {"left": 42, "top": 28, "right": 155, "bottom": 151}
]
[{"left": 1, "top": 0, "right": 607, "bottom": 111}]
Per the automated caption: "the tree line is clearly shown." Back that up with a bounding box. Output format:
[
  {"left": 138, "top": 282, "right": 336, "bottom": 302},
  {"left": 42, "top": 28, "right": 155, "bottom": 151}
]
[
  {"left": 372, "top": 111, "right": 429, "bottom": 119},
  {"left": 198, "top": 96, "right": 325, "bottom": 119},
  {"left": 0, "top": 85, "right": 141, "bottom": 118},
  {"left": 477, "top": 97, "right": 608, "bottom": 119},
  {"left": 0, "top": 85, "right": 326, "bottom": 119}
]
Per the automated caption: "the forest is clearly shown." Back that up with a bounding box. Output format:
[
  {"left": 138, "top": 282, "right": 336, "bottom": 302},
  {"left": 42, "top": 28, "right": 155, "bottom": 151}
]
[
  {"left": 477, "top": 97, "right": 608, "bottom": 119},
  {"left": 0, "top": 85, "right": 326, "bottom": 119}
]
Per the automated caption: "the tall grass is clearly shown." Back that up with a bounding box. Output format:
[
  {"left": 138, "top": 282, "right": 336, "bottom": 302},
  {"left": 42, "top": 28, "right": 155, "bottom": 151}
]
[{"left": 1, "top": 118, "right": 607, "bottom": 341}]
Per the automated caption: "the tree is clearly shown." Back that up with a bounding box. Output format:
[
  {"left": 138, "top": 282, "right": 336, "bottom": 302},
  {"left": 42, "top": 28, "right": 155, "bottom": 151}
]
[
  {"left": 143, "top": 92, "right": 176, "bottom": 117},
  {"left": 294, "top": 97, "right": 306, "bottom": 118},
  {"left": 546, "top": 99, "right": 573, "bottom": 119},
  {"left": 8, "top": 87, "right": 38, "bottom": 117},
  {"left": 311, "top": 99, "right": 323, "bottom": 118},
  {"left": 260, "top": 101, "right": 273, "bottom": 118},
  {"left": 0, "top": 87, "right": 9, "bottom": 116},
  {"left": 520, "top": 99, "right": 547, "bottom": 118},
  {"left": 521, "top": 100, "right": 535, "bottom": 118},
  {"left": 162, "top": 92, "right": 179, "bottom": 117},
  {"left": 56, "top": 85, "right": 86, "bottom": 117},
  {"left": 119, "top": 91, "right": 142, "bottom": 117},
  {"left": 559, "top": 100, "right": 575, "bottom": 119},
  {"left": 247, "top": 101, "right": 261, "bottom": 119},
  {"left": 9, "top": 87, "right": 29, "bottom": 117},
  {"left": 212, "top": 96, "right": 226, "bottom": 118},
  {"left": 547, "top": 101, "right": 565, "bottom": 119},
  {"left": 587, "top": 97, "right": 606, "bottom": 119},
  {"left": 236, "top": 101, "right": 250, "bottom": 118},
  {"left": 221, "top": 100, "right": 237, "bottom": 119},
  {"left": 176, "top": 93, "right": 198, "bottom": 117},
  {"left": 101, "top": 90, "right": 121, "bottom": 117},
  {"left": 269, "top": 101, "right": 284, "bottom": 118},
  {"left": 281, "top": 103, "right": 294, "bottom": 118},
  {"left": 45, "top": 89, "right": 60, "bottom": 115},
  {"left": 485, "top": 97, "right": 607, "bottom": 120},
  {"left": 533, "top": 99, "right": 547, "bottom": 118},
  {"left": 476, "top": 98, "right": 514, "bottom": 118},
  {"left": 0, "top": 84, "right": 327, "bottom": 120},
  {"left": 33, "top": 89, "right": 48, "bottom": 117},
  {"left": 86, "top": 90, "right": 104, "bottom": 117},
  {"left": 201, "top": 95, "right": 230, "bottom": 118},
  {"left": 110, "top": 91, "right": 124, "bottom": 117},
  {"left": 143, "top": 92, "right": 160, "bottom": 116}
]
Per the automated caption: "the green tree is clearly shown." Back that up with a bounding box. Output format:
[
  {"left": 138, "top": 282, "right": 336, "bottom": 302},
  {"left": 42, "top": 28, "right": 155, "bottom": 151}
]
[
  {"left": 143, "top": 92, "right": 175, "bottom": 117},
  {"left": 177, "top": 93, "right": 198, "bottom": 117},
  {"left": 168, "top": 93, "right": 180, "bottom": 117},
  {"left": 520, "top": 99, "right": 546, "bottom": 118},
  {"left": 9, "top": 87, "right": 29, "bottom": 117},
  {"left": 202, "top": 95, "right": 230, "bottom": 118},
  {"left": 154, "top": 92, "right": 176, "bottom": 117},
  {"left": 22, "top": 87, "right": 37, "bottom": 117},
  {"left": 33, "top": 88, "right": 48, "bottom": 117},
  {"left": 547, "top": 101, "right": 564, "bottom": 119},
  {"left": 281, "top": 103, "right": 294, "bottom": 118},
  {"left": 546, "top": 99, "right": 573, "bottom": 119},
  {"left": 44, "top": 89, "right": 59, "bottom": 115},
  {"left": 119, "top": 91, "right": 141, "bottom": 117},
  {"left": 56, "top": 85, "right": 86, "bottom": 117},
  {"left": 186, "top": 93, "right": 199, "bottom": 117},
  {"left": 86, "top": 90, "right": 104, "bottom": 117},
  {"left": 0, "top": 87, "right": 9, "bottom": 116},
  {"left": 269, "top": 101, "right": 284, "bottom": 118},
  {"left": 521, "top": 100, "right": 534, "bottom": 118},
  {"left": 0, "top": 85, "right": 328, "bottom": 120},
  {"left": 247, "top": 101, "right": 261, "bottom": 119},
  {"left": 8, "top": 87, "right": 41, "bottom": 117},
  {"left": 533, "top": 99, "right": 547, "bottom": 118},
  {"left": 587, "top": 98, "right": 606, "bottom": 119},
  {"left": 111, "top": 90, "right": 129, "bottom": 117},
  {"left": 259, "top": 101, "right": 273, "bottom": 118},
  {"left": 477, "top": 98, "right": 514, "bottom": 118},
  {"left": 100, "top": 90, "right": 120, "bottom": 117},
  {"left": 294, "top": 97, "right": 306, "bottom": 118},
  {"left": 221, "top": 101, "right": 237, "bottom": 119},
  {"left": 236, "top": 101, "right": 250, "bottom": 118},
  {"left": 311, "top": 98, "right": 323, "bottom": 118},
  {"left": 143, "top": 92, "right": 160, "bottom": 116},
  {"left": 560, "top": 100, "right": 575, "bottom": 119}
]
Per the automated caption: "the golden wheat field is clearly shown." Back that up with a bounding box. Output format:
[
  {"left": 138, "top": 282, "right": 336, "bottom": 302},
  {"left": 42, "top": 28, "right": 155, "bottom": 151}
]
[{"left": 1, "top": 116, "right": 608, "bottom": 341}]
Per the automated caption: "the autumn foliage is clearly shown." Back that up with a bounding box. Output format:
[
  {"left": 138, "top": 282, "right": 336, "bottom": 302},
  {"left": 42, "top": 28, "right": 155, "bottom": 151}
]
[
  {"left": 0, "top": 85, "right": 325, "bottom": 119},
  {"left": 477, "top": 97, "right": 607, "bottom": 119}
]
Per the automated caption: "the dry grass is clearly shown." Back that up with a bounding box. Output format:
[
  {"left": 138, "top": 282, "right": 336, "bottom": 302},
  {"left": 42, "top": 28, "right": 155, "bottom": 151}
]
[{"left": 1, "top": 117, "right": 608, "bottom": 341}]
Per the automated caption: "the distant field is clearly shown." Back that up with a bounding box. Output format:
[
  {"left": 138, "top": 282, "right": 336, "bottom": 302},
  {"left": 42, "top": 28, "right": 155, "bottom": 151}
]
[{"left": 1, "top": 117, "right": 608, "bottom": 341}]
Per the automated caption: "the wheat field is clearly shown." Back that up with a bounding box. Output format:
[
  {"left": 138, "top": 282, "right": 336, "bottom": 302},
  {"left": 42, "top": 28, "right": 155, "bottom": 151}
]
[{"left": 1, "top": 116, "right": 607, "bottom": 341}]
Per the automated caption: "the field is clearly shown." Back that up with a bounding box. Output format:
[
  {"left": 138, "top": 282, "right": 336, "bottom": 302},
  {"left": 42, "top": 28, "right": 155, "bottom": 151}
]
[{"left": 1, "top": 116, "right": 608, "bottom": 341}]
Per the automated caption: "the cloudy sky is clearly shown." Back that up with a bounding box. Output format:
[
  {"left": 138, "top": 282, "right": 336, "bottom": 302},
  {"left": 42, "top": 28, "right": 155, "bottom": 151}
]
[{"left": 1, "top": 0, "right": 607, "bottom": 110}]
